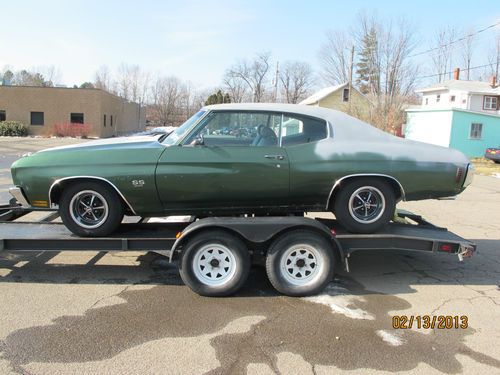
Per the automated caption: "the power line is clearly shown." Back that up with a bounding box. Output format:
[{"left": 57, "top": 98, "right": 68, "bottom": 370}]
[
  {"left": 416, "top": 63, "right": 496, "bottom": 80},
  {"left": 408, "top": 21, "right": 500, "bottom": 58}
]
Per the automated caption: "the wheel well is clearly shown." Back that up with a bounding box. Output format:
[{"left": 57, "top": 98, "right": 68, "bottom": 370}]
[
  {"left": 49, "top": 177, "right": 133, "bottom": 214},
  {"left": 327, "top": 175, "right": 404, "bottom": 210}
]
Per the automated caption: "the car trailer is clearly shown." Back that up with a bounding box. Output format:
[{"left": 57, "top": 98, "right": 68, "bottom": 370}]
[{"left": 0, "top": 202, "right": 476, "bottom": 297}]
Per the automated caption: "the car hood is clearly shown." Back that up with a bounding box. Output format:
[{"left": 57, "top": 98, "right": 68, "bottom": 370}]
[{"left": 37, "top": 135, "right": 162, "bottom": 153}]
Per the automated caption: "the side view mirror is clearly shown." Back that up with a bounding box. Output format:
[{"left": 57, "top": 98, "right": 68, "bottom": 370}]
[{"left": 190, "top": 134, "right": 205, "bottom": 146}]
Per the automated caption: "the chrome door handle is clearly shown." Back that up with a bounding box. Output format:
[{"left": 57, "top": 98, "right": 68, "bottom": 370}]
[{"left": 265, "top": 154, "right": 285, "bottom": 160}]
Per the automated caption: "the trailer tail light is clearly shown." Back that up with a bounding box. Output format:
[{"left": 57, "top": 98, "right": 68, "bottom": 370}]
[
  {"left": 440, "top": 244, "right": 452, "bottom": 252},
  {"left": 438, "top": 243, "right": 458, "bottom": 253}
]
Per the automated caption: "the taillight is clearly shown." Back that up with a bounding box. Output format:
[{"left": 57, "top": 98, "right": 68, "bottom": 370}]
[
  {"left": 455, "top": 167, "right": 463, "bottom": 183},
  {"left": 440, "top": 244, "right": 452, "bottom": 252}
]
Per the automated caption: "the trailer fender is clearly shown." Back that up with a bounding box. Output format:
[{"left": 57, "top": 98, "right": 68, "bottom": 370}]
[{"left": 169, "top": 216, "right": 344, "bottom": 263}]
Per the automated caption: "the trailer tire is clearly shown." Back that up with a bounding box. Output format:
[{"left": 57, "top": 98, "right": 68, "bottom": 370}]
[
  {"left": 179, "top": 231, "right": 250, "bottom": 297},
  {"left": 59, "top": 181, "right": 124, "bottom": 237},
  {"left": 266, "top": 230, "right": 334, "bottom": 296}
]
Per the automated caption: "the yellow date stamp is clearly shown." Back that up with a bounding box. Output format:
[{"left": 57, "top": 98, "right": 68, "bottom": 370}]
[{"left": 392, "top": 315, "right": 468, "bottom": 329}]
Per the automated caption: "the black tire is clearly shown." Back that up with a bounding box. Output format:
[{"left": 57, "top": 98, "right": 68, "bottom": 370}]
[
  {"left": 178, "top": 231, "right": 251, "bottom": 297},
  {"left": 333, "top": 178, "right": 396, "bottom": 234},
  {"left": 59, "top": 181, "right": 124, "bottom": 237},
  {"left": 265, "top": 230, "right": 335, "bottom": 297}
]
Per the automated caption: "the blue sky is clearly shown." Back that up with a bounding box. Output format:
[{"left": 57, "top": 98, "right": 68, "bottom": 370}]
[{"left": 0, "top": 0, "right": 499, "bottom": 89}]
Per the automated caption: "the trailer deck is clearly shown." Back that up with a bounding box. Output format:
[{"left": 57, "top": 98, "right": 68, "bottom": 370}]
[{"left": 0, "top": 204, "right": 475, "bottom": 260}]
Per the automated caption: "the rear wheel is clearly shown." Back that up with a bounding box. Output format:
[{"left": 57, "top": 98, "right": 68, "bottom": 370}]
[
  {"left": 265, "top": 230, "right": 335, "bottom": 296},
  {"left": 179, "top": 231, "right": 251, "bottom": 297},
  {"left": 333, "top": 178, "right": 396, "bottom": 233},
  {"left": 59, "top": 181, "right": 124, "bottom": 237}
]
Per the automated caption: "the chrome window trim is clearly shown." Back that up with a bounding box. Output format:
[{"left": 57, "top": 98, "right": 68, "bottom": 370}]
[
  {"left": 325, "top": 173, "right": 406, "bottom": 210},
  {"left": 48, "top": 176, "right": 137, "bottom": 215}
]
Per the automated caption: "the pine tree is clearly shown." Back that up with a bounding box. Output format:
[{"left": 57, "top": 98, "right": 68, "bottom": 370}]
[
  {"left": 205, "top": 90, "right": 231, "bottom": 105},
  {"left": 356, "top": 27, "right": 379, "bottom": 95}
]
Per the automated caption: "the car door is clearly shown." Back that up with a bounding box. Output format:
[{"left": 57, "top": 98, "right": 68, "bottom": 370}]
[
  {"left": 155, "top": 111, "right": 290, "bottom": 213},
  {"left": 281, "top": 113, "right": 332, "bottom": 207}
]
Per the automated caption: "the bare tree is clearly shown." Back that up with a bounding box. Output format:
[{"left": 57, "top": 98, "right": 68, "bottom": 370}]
[
  {"left": 431, "top": 27, "right": 457, "bottom": 82},
  {"left": 226, "top": 52, "right": 271, "bottom": 102},
  {"left": 352, "top": 14, "right": 418, "bottom": 132},
  {"left": 150, "top": 76, "right": 186, "bottom": 126},
  {"left": 94, "top": 65, "right": 112, "bottom": 92},
  {"left": 460, "top": 29, "right": 475, "bottom": 80},
  {"left": 319, "top": 30, "right": 353, "bottom": 85},
  {"left": 279, "top": 61, "right": 315, "bottom": 103},
  {"left": 223, "top": 72, "right": 248, "bottom": 103}
]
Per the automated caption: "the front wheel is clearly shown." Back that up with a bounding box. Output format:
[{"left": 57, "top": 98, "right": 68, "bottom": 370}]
[
  {"left": 333, "top": 178, "right": 396, "bottom": 233},
  {"left": 59, "top": 181, "right": 124, "bottom": 237}
]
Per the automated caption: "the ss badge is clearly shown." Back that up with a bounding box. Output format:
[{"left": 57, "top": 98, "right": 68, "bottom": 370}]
[{"left": 132, "top": 179, "right": 145, "bottom": 188}]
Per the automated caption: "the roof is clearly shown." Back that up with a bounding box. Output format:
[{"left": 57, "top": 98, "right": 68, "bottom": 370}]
[
  {"left": 202, "top": 103, "right": 389, "bottom": 140},
  {"left": 299, "top": 83, "right": 349, "bottom": 105},
  {"left": 416, "top": 80, "right": 500, "bottom": 95}
]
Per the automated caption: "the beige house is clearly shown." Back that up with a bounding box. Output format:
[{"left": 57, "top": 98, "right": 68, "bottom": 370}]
[
  {"left": 0, "top": 85, "right": 145, "bottom": 137},
  {"left": 300, "top": 83, "right": 371, "bottom": 120}
]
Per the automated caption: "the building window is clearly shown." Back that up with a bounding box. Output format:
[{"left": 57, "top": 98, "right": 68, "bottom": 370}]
[
  {"left": 70, "top": 113, "right": 84, "bottom": 124},
  {"left": 484, "top": 96, "right": 498, "bottom": 110},
  {"left": 425, "top": 98, "right": 428, "bottom": 105},
  {"left": 450, "top": 95, "right": 455, "bottom": 102},
  {"left": 436, "top": 94, "right": 441, "bottom": 103},
  {"left": 103, "top": 114, "right": 107, "bottom": 127},
  {"left": 0, "top": 110, "right": 5, "bottom": 122},
  {"left": 110, "top": 115, "right": 113, "bottom": 127},
  {"left": 342, "top": 88, "right": 349, "bottom": 102},
  {"left": 470, "top": 123, "right": 483, "bottom": 140},
  {"left": 30, "top": 112, "right": 44, "bottom": 126}
]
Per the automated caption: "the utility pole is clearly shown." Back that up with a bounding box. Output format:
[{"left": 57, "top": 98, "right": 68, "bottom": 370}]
[
  {"left": 273, "top": 61, "right": 279, "bottom": 103},
  {"left": 348, "top": 45, "right": 355, "bottom": 109}
]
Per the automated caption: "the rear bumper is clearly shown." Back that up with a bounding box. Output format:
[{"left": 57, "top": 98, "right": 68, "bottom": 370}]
[
  {"left": 485, "top": 153, "right": 500, "bottom": 161},
  {"left": 462, "top": 164, "right": 474, "bottom": 188},
  {"left": 9, "top": 187, "right": 31, "bottom": 208}
]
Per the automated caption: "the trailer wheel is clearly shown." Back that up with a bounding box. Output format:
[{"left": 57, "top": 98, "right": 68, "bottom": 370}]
[
  {"left": 266, "top": 230, "right": 334, "bottom": 296},
  {"left": 179, "top": 231, "right": 251, "bottom": 297}
]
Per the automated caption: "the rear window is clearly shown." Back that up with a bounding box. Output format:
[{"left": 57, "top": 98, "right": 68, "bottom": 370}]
[{"left": 281, "top": 114, "right": 327, "bottom": 146}]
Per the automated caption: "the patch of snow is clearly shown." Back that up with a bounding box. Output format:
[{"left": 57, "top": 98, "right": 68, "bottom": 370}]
[
  {"left": 303, "top": 284, "right": 375, "bottom": 320},
  {"left": 376, "top": 330, "right": 405, "bottom": 346}
]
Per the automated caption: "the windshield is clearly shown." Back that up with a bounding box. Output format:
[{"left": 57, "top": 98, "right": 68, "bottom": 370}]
[{"left": 162, "top": 110, "right": 206, "bottom": 146}]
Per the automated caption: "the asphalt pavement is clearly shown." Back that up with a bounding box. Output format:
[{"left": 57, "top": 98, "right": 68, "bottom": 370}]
[{"left": 0, "top": 136, "right": 499, "bottom": 374}]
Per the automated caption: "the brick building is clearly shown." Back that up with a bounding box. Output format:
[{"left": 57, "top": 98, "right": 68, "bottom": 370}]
[{"left": 0, "top": 85, "right": 145, "bottom": 137}]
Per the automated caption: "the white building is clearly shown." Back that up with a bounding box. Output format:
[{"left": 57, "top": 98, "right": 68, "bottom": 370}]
[{"left": 405, "top": 74, "right": 500, "bottom": 157}]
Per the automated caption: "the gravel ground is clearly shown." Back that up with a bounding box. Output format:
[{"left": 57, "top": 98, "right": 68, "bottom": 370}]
[{"left": 0, "top": 136, "right": 499, "bottom": 375}]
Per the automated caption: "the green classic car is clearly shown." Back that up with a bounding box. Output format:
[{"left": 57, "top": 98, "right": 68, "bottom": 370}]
[{"left": 10, "top": 103, "right": 474, "bottom": 236}]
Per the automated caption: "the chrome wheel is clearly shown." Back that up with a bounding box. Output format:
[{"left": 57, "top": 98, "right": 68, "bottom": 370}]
[
  {"left": 280, "top": 244, "right": 323, "bottom": 286},
  {"left": 348, "top": 186, "right": 386, "bottom": 224},
  {"left": 192, "top": 244, "right": 237, "bottom": 286},
  {"left": 69, "top": 190, "right": 109, "bottom": 229}
]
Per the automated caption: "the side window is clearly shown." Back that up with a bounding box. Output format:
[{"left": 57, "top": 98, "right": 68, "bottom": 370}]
[
  {"left": 281, "top": 114, "right": 327, "bottom": 146},
  {"left": 186, "top": 111, "right": 281, "bottom": 147}
]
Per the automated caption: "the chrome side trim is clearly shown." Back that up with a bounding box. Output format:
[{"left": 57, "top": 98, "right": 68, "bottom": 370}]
[
  {"left": 325, "top": 173, "right": 406, "bottom": 210},
  {"left": 9, "top": 187, "right": 31, "bottom": 208},
  {"left": 48, "top": 176, "right": 137, "bottom": 215}
]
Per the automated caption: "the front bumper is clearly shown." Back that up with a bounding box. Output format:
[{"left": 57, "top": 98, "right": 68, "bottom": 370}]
[{"left": 9, "top": 187, "right": 31, "bottom": 208}]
